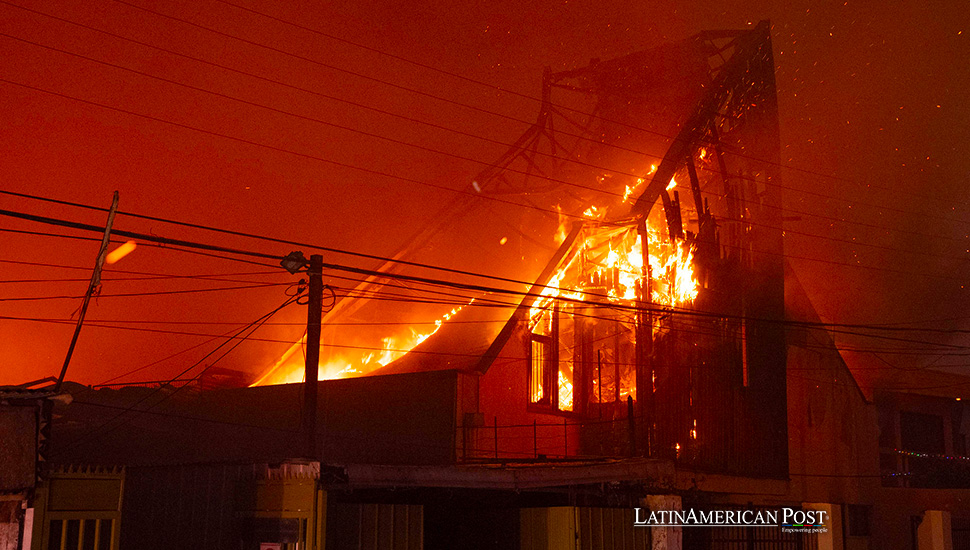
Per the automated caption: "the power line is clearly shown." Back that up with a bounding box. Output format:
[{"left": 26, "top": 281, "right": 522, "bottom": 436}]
[
  {"left": 1, "top": 238, "right": 963, "bottom": 365},
  {"left": 2, "top": 61, "right": 968, "bottom": 277},
  {"left": 5, "top": 206, "right": 970, "bottom": 368},
  {"left": 3, "top": 17, "right": 967, "bottom": 261},
  {"left": 95, "top": 330, "right": 238, "bottom": 387},
  {"left": 0, "top": 205, "right": 281, "bottom": 260},
  {"left": 6, "top": 205, "right": 970, "bottom": 342},
  {"left": 0, "top": 257, "right": 281, "bottom": 278},
  {"left": 8, "top": 285, "right": 970, "bottom": 358},
  {"left": 6, "top": 186, "right": 970, "bottom": 308},
  {"left": 63, "top": 293, "right": 300, "bottom": 452},
  {"left": 102, "top": 0, "right": 970, "bottom": 221},
  {"left": 5, "top": 1, "right": 969, "bottom": 244},
  {"left": 0, "top": 313, "right": 506, "bottom": 328},
  {"left": 8, "top": 276, "right": 965, "bottom": 391},
  {"left": 0, "top": 282, "right": 288, "bottom": 302},
  {"left": 323, "top": 278, "right": 970, "bottom": 352},
  {"left": 0, "top": 205, "right": 607, "bottom": 303},
  {"left": 17, "top": 311, "right": 969, "bottom": 335},
  {"left": 10, "top": 284, "right": 962, "bottom": 365},
  {"left": 0, "top": 193, "right": 562, "bottom": 292},
  {"left": 0, "top": 77, "right": 584, "bottom": 222},
  {"left": 2, "top": 17, "right": 967, "bottom": 255},
  {"left": 0, "top": 32, "right": 635, "bottom": 204}
]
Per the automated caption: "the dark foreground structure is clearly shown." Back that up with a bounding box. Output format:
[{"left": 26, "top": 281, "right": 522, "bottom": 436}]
[{"left": 5, "top": 21, "right": 967, "bottom": 550}]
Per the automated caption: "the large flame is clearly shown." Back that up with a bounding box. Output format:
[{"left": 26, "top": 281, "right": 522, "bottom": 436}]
[
  {"left": 257, "top": 175, "right": 698, "bottom": 390},
  {"left": 528, "top": 219, "right": 697, "bottom": 411},
  {"left": 254, "top": 300, "right": 472, "bottom": 386},
  {"left": 327, "top": 301, "right": 471, "bottom": 379},
  {"left": 645, "top": 229, "right": 699, "bottom": 305},
  {"left": 530, "top": 224, "right": 698, "bottom": 321},
  {"left": 529, "top": 364, "right": 575, "bottom": 411}
]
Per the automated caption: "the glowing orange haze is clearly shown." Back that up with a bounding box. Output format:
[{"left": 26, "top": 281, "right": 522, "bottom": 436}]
[{"left": 254, "top": 166, "right": 698, "bottom": 394}]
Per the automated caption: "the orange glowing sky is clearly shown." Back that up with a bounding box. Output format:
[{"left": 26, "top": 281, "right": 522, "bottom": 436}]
[{"left": 1, "top": 0, "right": 968, "bottom": 386}]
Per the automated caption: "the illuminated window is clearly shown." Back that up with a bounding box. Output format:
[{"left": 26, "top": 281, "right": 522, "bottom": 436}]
[
  {"left": 530, "top": 301, "right": 578, "bottom": 412},
  {"left": 530, "top": 334, "right": 554, "bottom": 406}
]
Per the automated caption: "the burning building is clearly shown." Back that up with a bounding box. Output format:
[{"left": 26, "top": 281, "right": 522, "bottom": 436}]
[
  {"left": 246, "top": 18, "right": 789, "bottom": 479},
  {"left": 29, "top": 20, "right": 934, "bottom": 550}
]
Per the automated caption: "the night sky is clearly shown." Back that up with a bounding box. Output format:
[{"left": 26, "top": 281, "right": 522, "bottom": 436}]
[{"left": 1, "top": 0, "right": 968, "bottom": 387}]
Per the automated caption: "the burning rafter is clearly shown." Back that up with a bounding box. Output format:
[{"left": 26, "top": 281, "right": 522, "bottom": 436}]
[
  {"left": 252, "top": 21, "right": 781, "bottom": 390},
  {"left": 630, "top": 21, "right": 775, "bottom": 226}
]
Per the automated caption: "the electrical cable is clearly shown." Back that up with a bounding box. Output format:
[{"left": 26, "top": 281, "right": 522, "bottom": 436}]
[
  {"left": 4, "top": 208, "right": 970, "bottom": 346},
  {"left": 0, "top": 282, "right": 288, "bottom": 302},
  {"left": 210, "top": 0, "right": 970, "bottom": 222},
  {"left": 62, "top": 293, "right": 301, "bottom": 451},
  {"left": 7, "top": 183, "right": 970, "bottom": 299},
  {"left": 98, "top": 0, "right": 970, "bottom": 221},
  {"left": 1, "top": 4, "right": 967, "bottom": 244},
  {"left": 1, "top": 22, "right": 967, "bottom": 254},
  {"left": 8, "top": 300, "right": 970, "bottom": 362},
  {"left": 2, "top": 19, "right": 967, "bottom": 263}
]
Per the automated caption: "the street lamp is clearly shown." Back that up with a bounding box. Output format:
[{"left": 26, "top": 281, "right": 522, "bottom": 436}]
[{"left": 280, "top": 251, "right": 308, "bottom": 274}]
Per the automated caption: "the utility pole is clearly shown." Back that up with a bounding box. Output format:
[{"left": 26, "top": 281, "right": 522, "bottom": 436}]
[
  {"left": 303, "top": 254, "right": 323, "bottom": 458},
  {"left": 55, "top": 191, "right": 119, "bottom": 392}
]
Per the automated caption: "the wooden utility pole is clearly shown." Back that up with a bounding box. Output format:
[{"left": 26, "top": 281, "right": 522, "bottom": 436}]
[
  {"left": 303, "top": 254, "right": 323, "bottom": 458},
  {"left": 55, "top": 191, "right": 119, "bottom": 392}
]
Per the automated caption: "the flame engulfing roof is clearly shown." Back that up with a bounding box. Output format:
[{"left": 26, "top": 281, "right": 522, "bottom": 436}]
[
  {"left": 249, "top": 21, "right": 779, "bottom": 387},
  {"left": 367, "top": 294, "right": 517, "bottom": 376}
]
